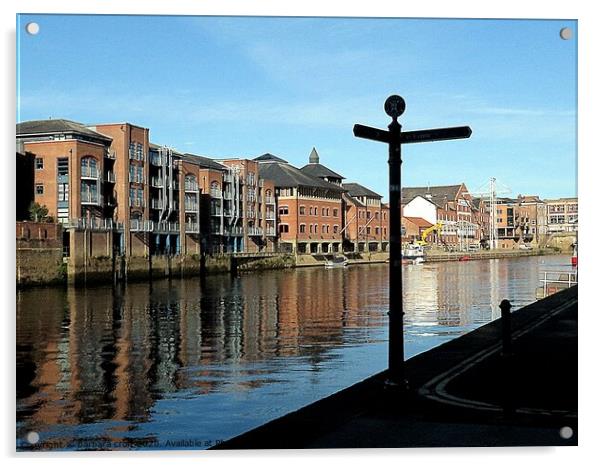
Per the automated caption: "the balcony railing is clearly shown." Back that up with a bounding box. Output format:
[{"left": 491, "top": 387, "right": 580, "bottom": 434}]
[
  {"left": 81, "top": 193, "right": 100, "bottom": 205},
  {"left": 105, "top": 150, "right": 116, "bottom": 160},
  {"left": 266, "top": 227, "right": 277, "bottom": 236},
  {"left": 185, "top": 222, "right": 199, "bottom": 233},
  {"left": 211, "top": 208, "right": 222, "bottom": 216},
  {"left": 66, "top": 217, "right": 123, "bottom": 231},
  {"left": 266, "top": 211, "right": 276, "bottom": 220},
  {"left": 224, "top": 226, "right": 243, "bottom": 236},
  {"left": 223, "top": 209, "right": 233, "bottom": 217},
  {"left": 258, "top": 179, "right": 264, "bottom": 187},
  {"left": 81, "top": 168, "right": 99, "bottom": 179},
  {"left": 154, "top": 221, "right": 179, "bottom": 233},
  {"left": 105, "top": 171, "right": 116, "bottom": 183},
  {"left": 247, "top": 193, "right": 256, "bottom": 202},
  {"left": 185, "top": 182, "right": 199, "bottom": 192},
  {"left": 151, "top": 199, "right": 165, "bottom": 210},
  {"left": 265, "top": 196, "right": 275, "bottom": 205},
  {"left": 247, "top": 227, "right": 264, "bottom": 236},
  {"left": 246, "top": 210, "right": 256, "bottom": 219},
  {"left": 223, "top": 190, "right": 233, "bottom": 200},
  {"left": 223, "top": 173, "right": 234, "bottom": 183},
  {"left": 151, "top": 177, "right": 164, "bottom": 188},
  {"left": 184, "top": 202, "right": 198, "bottom": 212},
  {"left": 210, "top": 189, "right": 222, "bottom": 198}
]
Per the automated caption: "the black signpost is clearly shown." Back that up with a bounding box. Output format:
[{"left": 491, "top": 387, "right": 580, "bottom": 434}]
[{"left": 353, "top": 95, "right": 472, "bottom": 388}]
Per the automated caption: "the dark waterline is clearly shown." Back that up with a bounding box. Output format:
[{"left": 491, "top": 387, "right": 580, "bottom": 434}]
[{"left": 16, "top": 255, "right": 571, "bottom": 450}]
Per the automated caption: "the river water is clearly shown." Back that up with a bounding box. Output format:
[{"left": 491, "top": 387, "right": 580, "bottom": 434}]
[{"left": 16, "top": 254, "right": 571, "bottom": 450}]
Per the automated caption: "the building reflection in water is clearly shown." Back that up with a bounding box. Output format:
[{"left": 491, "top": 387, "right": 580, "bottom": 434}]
[{"left": 16, "top": 256, "right": 565, "bottom": 448}]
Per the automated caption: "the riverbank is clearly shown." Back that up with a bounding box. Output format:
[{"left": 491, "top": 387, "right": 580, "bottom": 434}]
[
  {"left": 16, "top": 247, "right": 562, "bottom": 288},
  {"left": 213, "top": 285, "right": 577, "bottom": 449}
]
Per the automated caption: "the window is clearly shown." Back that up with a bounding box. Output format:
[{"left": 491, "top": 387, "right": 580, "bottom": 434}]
[
  {"left": 279, "top": 224, "right": 289, "bottom": 233},
  {"left": 375, "top": 227, "right": 379, "bottom": 234},
  {"left": 334, "top": 225, "right": 339, "bottom": 234},
  {"left": 35, "top": 184, "right": 44, "bottom": 195},
  {"left": 326, "top": 208, "right": 330, "bottom": 216},
  {"left": 35, "top": 158, "right": 44, "bottom": 170},
  {"left": 58, "top": 183, "right": 69, "bottom": 201},
  {"left": 300, "top": 224, "right": 306, "bottom": 233},
  {"left": 279, "top": 206, "right": 289, "bottom": 215},
  {"left": 300, "top": 206, "right": 306, "bottom": 215},
  {"left": 321, "top": 208, "right": 326, "bottom": 216},
  {"left": 333, "top": 208, "right": 338, "bottom": 217},
  {"left": 81, "top": 156, "right": 98, "bottom": 178},
  {"left": 367, "top": 227, "right": 371, "bottom": 234},
  {"left": 367, "top": 211, "right": 371, "bottom": 219}
]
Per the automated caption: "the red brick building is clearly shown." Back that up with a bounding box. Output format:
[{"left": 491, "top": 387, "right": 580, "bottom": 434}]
[{"left": 256, "top": 152, "right": 345, "bottom": 254}]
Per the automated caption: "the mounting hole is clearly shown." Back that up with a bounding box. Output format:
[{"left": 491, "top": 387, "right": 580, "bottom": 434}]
[
  {"left": 559, "top": 27, "right": 572, "bottom": 40},
  {"left": 26, "top": 431, "right": 40, "bottom": 444},
  {"left": 559, "top": 426, "right": 573, "bottom": 439},
  {"left": 25, "top": 22, "right": 40, "bottom": 35}
]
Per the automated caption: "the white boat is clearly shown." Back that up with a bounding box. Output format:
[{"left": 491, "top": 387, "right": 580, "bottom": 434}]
[
  {"left": 325, "top": 256, "right": 349, "bottom": 268},
  {"left": 402, "top": 244, "right": 425, "bottom": 260}
]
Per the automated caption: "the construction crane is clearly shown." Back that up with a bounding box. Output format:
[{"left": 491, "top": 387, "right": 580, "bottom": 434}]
[
  {"left": 416, "top": 222, "right": 443, "bottom": 246},
  {"left": 470, "top": 177, "right": 512, "bottom": 249}
]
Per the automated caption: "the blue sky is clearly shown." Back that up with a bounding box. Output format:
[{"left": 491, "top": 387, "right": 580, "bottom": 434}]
[{"left": 16, "top": 15, "right": 577, "bottom": 200}]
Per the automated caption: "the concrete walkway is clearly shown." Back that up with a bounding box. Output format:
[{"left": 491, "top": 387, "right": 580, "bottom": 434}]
[{"left": 213, "top": 286, "right": 577, "bottom": 449}]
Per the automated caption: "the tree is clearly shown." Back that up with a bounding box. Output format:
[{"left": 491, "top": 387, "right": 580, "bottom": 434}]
[{"left": 28, "top": 202, "right": 49, "bottom": 222}]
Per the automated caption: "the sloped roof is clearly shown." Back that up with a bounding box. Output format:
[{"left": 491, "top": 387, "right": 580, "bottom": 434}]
[
  {"left": 342, "top": 182, "right": 382, "bottom": 199},
  {"left": 404, "top": 217, "right": 433, "bottom": 228},
  {"left": 182, "top": 153, "right": 228, "bottom": 171},
  {"left": 17, "top": 119, "right": 112, "bottom": 142},
  {"left": 342, "top": 192, "right": 363, "bottom": 207},
  {"left": 402, "top": 184, "right": 464, "bottom": 208},
  {"left": 258, "top": 161, "right": 345, "bottom": 192},
  {"left": 254, "top": 153, "right": 288, "bottom": 163},
  {"left": 300, "top": 163, "right": 345, "bottom": 180}
]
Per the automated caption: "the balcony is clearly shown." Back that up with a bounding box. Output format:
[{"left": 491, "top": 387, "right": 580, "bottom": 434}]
[
  {"left": 151, "top": 199, "right": 165, "bottom": 210},
  {"left": 104, "top": 171, "right": 116, "bottom": 183},
  {"left": 154, "top": 221, "right": 179, "bottom": 233},
  {"left": 225, "top": 226, "right": 243, "bottom": 236},
  {"left": 185, "top": 222, "right": 199, "bottom": 233},
  {"left": 246, "top": 210, "right": 256, "bottom": 219},
  {"left": 266, "top": 211, "right": 276, "bottom": 220},
  {"left": 247, "top": 227, "right": 264, "bottom": 236},
  {"left": 150, "top": 154, "right": 166, "bottom": 166},
  {"left": 66, "top": 217, "right": 122, "bottom": 231},
  {"left": 185, "top": 182, "right": 199, "bottom": 193},
  {"left": 223, "top": 190, "right": 233, "bottom": 200},
  {"left": 210, "top": 188, "right": 222, "bottom": 198},
  {"left": 223, "top": 173, "right": 234, "bottom": 183},
  {"left": 211, "top": 225, "right": 222, "bottom": 235},
  {"left": 223, "top": 209, "right": 233, "bottom": 217},
  {"left": 258, "top": 179, "right": 264, "bottom": 188},
  {"left": 184, "top": 202, "right": 199, "bottom": 212},
  {"left": 81, "top": 168, "right": 99, "bottom": 179},
  {"left": 151, "top": 177, "right": 164, "bottom": 188},
  {"left": 211, "top": 208, "right": 222, "bottom": 216},
  {"left": 105, "top": 150, "right": 116, "bottom": 160},
  {"left": 266, "top": 227, "right": 277, "bottom": 236},
  {"left": 247, "top": 193, "right": 256, "bottom": 202},
  {"left": 81, "top": 193, "right": 100, "bottom": 205},
  {"left": 265, "top": 196, "right": 275, "bottom": 205}
]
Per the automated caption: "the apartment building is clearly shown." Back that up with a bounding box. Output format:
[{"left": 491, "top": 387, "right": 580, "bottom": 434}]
[
  {"left": 402, "top": 184, "right": 481, "bottom": 248},
  {"left": 545, "top": 197, "right": 578, "bottom": 233},
  {"left": 256, "top": 152, "right": 345, "bottom": 254},
  {"left": 17, "top": 118, "right": 279, "bottom": 258},
  {"left": 341, "top": 183, "right": 389, "bottom": 252}
]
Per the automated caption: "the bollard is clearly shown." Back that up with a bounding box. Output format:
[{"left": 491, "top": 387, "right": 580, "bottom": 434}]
[{"left": 500, "top": 299, "right": 512, "bottom": 356}]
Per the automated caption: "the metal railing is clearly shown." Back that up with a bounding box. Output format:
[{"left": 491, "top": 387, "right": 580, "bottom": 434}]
[
  {"left": 81, "top": 193, "right": 100, "bottom": 204},
  {"left": 266, "top": 227, "right": 277, "bottom": 236},
  {"left": 265, "top": 196, "right": 275, "bottom": 205},
  {"left": 66, "top": 217, "right": 123, "bottom": 231},
  {"left": 223, "top": 173, "right": 234, "bottom": 183},
  {"left": 185, "top": 182, "right": 199, "bottom": 192},
  {"left": 223, "top": 191, "right": 233, "bottom": 200},
  {"left": 151, "top": 199, "right": 164, "bottom": 210},
  {"left": 210, "top": 189, "right": 222, "bottom": 198},
  {"left": 81, "top": 168, "right": 99, "bottom": 179},
  {"left": 105, "top": 171, "right": 116, "bottom": 183},
  {"left": 225, "top": 226, "right": 244, "bottom": 236},
  {"left": 247, "top": 227, "right": 264, "bottom": 236},
  {"left": 185, "top": 222, "right": 199, "bottom": 233},
  {"left": 184, "top": 202, "right": 198, "bottom": 212},
  {"left": 540, "top": 270, "right": 578, "bottom": 297},
  {"left": 211, "top": 208, "right": 222, "bottom": 216},
  {"left": 105, "top": 150, "right": 116, "bottom": 160},
  {"left": 151, "top": 177, "right": 164, "bottom": 187}
]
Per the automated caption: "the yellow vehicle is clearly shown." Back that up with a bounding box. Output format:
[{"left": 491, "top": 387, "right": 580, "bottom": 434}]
[{"left": 416, "top": 222, "right": 443, "bottom": 246}]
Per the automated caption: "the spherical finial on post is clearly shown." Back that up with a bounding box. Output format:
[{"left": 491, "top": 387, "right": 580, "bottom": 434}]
[{"left": 384, "top": 95, "right": 406, "bottom": 121}]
